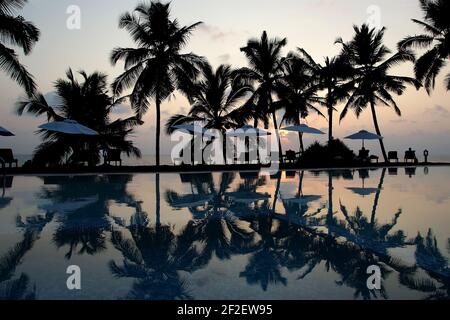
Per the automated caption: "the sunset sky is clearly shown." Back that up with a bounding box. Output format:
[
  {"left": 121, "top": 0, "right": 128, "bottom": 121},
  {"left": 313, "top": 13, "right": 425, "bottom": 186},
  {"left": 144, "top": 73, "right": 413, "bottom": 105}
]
[{"left": 1, "top": 0, "right": 449, "bottom": 160}]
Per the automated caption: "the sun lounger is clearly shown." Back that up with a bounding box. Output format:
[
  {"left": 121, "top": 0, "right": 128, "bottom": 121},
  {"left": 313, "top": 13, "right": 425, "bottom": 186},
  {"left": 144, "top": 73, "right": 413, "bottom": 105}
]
[
  {"left": 388, "top": 151, "right": 399, "bottom": 163},
  {"left": 404, "top": 148, "right": 418, "bottom": 163}
]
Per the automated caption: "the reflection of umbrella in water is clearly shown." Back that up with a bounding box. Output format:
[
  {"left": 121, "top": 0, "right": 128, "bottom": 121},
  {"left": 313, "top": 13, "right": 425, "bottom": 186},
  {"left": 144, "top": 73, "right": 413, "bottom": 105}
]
[
  {"left": 347, "top": 169, "right": 380, "bottom": 197},
  {"left": 345, "top": 130, "right": 383, "bottom": 148},
  {"left": 282, "top": 195, "right": 322, "bottom": 205},
  {"left": 226, "top": 192, "right": 271, "bottom": 204},
  {"left": 0, "top": 126, "right": 14, "bottom": 136},
  {"left": 0, "top": 197, "right": 12, "bottom": 209},
  {"left": 39, "top": 196, "right": 99, "bottom": 213},
  {"left": 166, "top": 194, "right": 213, "bottom": 208}
]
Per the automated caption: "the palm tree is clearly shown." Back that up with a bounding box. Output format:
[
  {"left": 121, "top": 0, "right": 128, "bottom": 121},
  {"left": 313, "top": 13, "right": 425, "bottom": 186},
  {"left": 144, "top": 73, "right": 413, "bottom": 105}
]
[
  {"left": 111, "top": 1, "right": 204, "bottom": 166},
  {"left": 17, "top": 69, "right": 142, "bottom": 166},
  {"left": 295, "top": 49, "right": 352, "bottom": 143},
  {"left": 240, "top": 31, "right": 287, "bottom": 161},
  {"left": 0, "top": 0, "right": 39, "bottom": 96},
  {"left": 398, "top": 0, "right": 450, "bottom": 93},
  {"left": 166, "top": 62, "right": 253, "bottom": 163},
  {"left": 338, "top": 24, "right": 420, "bottom": 162},
  {"left": 275, "top": 52, "right": 324, "bottom": 152}
]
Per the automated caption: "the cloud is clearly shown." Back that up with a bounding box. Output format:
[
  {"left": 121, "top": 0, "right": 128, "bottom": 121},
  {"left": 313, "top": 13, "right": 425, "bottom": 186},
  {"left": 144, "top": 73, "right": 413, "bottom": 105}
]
[
  {"left": 424, "top": 105, "right": 450, "bottom": 118},
  {"left": 198, "top": 24, "right": 235, "bottom": 41},
  {"left": 217, "top": 54, "right": 231, "bottom": 63}
]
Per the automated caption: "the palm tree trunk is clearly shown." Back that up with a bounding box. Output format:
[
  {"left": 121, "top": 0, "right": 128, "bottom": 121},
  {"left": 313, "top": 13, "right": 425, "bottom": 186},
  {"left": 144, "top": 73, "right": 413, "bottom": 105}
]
[
  {"left": 298, "top": 115, "right": 304, "bottom": 153},
  {"left": 156, "top": 173, "right": 161, "bottom": 226},
  {"left": 155, "top": 95, "right": 161, "bottom": 167},
  {"left": 370, "top": 101, "right": 388, "bottom": 162},
  {"left": 298, "top": 132, "right": 305, "bottom": 153},
  {"left": 222, "top": 129, "right": 227, "bottom": 164},
  {"left": 272, "top": 111, "right": 283, "bottom": 163},
  {"left": 254, "top": 118, "right": 260, "bottom": 163},
  {"left": 327, "top": 94, "right": 333, "bottom": 144}
]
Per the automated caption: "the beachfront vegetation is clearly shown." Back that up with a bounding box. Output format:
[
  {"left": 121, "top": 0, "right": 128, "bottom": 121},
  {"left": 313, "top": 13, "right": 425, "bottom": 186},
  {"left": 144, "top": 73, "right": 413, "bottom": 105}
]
[
  {"left": 239, "top": 31, "right": 287, "bottom": 160},
  {"left": 165, "top": 62, "right": 254, "bottom": 161},
  {"left": 16, "top": 69, "right": 142, "bottom": 166},
  {"left": 0, "top": 0, "right": 39, "bottom": 96},
  {"left": 7, "top": 0, "right": 446, "bottom": 166},
  {"left": 338, "top": 25, "right": 421, "bottom": 162},
  {"left": 398, "top": 0, "right": 450, "bottom": 93},
  {"left": 275, "top": 52, "right": 324, "bottom": 152},
  {"left": 111, "top": 1, "right": 204, "bottom": 166}
]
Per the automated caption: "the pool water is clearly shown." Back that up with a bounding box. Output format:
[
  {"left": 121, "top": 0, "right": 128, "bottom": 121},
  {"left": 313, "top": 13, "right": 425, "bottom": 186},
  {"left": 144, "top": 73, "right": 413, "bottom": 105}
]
[{"left": 0, "top": 167, "right": 449, "bottom": 300}]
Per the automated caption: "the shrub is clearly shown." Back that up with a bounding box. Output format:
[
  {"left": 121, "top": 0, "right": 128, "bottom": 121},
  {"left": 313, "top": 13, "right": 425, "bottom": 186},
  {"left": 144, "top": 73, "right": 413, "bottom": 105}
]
[{"left": 300, "top": 139, "right": 355, "bottom": 167}]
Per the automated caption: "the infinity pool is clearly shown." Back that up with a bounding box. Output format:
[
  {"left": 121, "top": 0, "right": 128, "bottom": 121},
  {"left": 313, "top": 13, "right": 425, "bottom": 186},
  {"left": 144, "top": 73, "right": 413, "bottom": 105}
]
[{"left": 0, "top": 167, "right": 449, "bottom": 300}]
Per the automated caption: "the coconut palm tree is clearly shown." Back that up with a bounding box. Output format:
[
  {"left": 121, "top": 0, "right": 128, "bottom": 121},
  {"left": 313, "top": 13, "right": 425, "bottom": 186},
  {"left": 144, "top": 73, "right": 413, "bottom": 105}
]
[
  {"left": 0, "top": 0, "right": 39, "bottom": 95},
  {"left": 165, "top": 62, "right": 253, "bottom": 163},
  {"left": 398, "top": 0, "right": 450, "bottom": 93},
  {"left": 275, "top": 52, "right": 324, "bottom": 152},
  {"left": 240, "top": 31, "right": 287, "bottom": 161},
  {"left": 295, "top": 49, "right": 353, "bottom": 143},
  {"left": 110, "top": 1, "right": 204, "bottom": 166},
  {"left": 338, "top": 24, "right": 421, "bottom": 162},
  {"left": 16, "top": 69, "right": 142, "bottom": 166}
]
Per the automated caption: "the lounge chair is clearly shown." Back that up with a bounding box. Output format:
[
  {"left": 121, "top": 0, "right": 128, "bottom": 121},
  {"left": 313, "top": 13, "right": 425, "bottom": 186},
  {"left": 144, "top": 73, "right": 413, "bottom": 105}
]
[
  {"left": 388, "top": 151, "right": 399, "bottom": 163},
  {"left": 369, "top": 155, "right": 379, "bottom": 163},
  {"left": 404, "top": 148, "right": 418, "bottom": 163},
  {"left": 0, "top": 149, "right": 18, "bottom": 168},
  {"left": 104, "top": 149, "right": 122, "bottom": 166}
]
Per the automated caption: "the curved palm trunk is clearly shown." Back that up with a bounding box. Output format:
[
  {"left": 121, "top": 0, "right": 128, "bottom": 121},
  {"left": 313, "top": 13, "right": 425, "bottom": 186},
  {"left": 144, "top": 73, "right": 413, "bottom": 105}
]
[
  {"left": 370, "top": 101, "right": 388, "bottom": 162},
  {"left": 272, "top": 173, "right": 281, "bottom": 213}
]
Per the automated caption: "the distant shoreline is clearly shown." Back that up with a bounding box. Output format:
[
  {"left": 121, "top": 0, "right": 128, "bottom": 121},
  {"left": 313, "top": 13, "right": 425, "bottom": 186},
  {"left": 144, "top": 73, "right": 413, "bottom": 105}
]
[{"left": 3, "top": 162, "right": 449, "bottom": 176}]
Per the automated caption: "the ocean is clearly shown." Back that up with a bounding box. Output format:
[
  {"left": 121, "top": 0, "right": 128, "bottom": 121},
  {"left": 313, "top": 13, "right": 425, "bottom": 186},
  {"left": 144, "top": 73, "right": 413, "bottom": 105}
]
[{"left": 15, "top": 154, "right": 176, "bottom": 166}]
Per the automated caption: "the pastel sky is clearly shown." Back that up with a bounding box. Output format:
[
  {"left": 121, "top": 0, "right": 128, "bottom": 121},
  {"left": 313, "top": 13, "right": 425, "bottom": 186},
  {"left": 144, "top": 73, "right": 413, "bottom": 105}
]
[{"left": 1, "top": 0, "right": 449, "bottom": 159}]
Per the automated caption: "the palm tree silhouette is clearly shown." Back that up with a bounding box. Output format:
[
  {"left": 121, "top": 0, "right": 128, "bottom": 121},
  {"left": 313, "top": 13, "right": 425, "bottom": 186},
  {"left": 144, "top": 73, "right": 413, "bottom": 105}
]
[
  {"left": 240, "top": 31, "right": 287, "bottom": 161},
  {"left": 275, "top": 53, "right": 324, "bottom": 152},
  {"left": 166, "top": 62, "right": 253, "bottom": 163},
  {"left": 295, "top": 49, "right": 352, "bottom": 143},
  {"left": 398, "top": 0, "right": 450, "bottom": 93},
  {"left": 338, "top": 24, "right": 421, "bottom": 161},
  {"left": 17, "top": 69, "right": 142, "bottom": 166},
  {"left": 0, "top": 0, "right": 40, "bottom": 95},
  {"left": 111, "top": 1, "right": 204, "bottom": 166}
]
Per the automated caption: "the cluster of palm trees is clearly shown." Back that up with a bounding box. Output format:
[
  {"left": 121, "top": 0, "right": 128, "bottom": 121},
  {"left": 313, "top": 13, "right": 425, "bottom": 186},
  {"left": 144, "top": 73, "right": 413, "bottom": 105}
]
[{"left": 2, "top": 0, "right": 450, "bottom": 165}]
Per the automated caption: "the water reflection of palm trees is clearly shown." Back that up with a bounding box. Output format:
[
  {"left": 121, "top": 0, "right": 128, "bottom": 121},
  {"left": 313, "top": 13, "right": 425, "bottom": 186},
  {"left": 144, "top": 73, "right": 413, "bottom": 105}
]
[
  {"left": 0, "top": 210, "right": 54, "bottom": 300},
  {"left": 162, "top": 170, "right": 449, "bottom": 299},
  {"left": 38, "top": 175, "right": 139, "bottom": 259}
]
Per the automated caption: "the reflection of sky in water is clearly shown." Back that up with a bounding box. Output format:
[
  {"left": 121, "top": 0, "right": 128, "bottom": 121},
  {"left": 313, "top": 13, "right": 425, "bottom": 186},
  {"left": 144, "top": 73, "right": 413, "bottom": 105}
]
[{"left": 0, "top": 167, "right": 449, "bottom": 300}]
